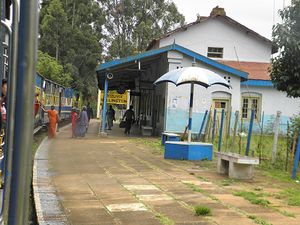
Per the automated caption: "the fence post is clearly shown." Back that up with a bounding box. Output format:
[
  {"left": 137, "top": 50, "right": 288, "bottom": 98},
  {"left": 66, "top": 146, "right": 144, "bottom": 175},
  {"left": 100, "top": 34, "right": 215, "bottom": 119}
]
[
  {"left": 211, "top": 109, "right": 217, "bottom": 142},
  {"left": 218, "top": 109, "right": 225, "bottom": 152},
  {"left": 198, "top": 110, "right": 208, "bottom": 141},
  {"left": 225, "top": 107, "right": 232, "bottom": 151},
  {"left": 291, "top": 134, "right": 300, "bottom": 179},
  {"left": 272, "top": 111, "right": 281, "bottom": 163},
  {"left": 245, "top": 109, "right": 255, "bottom": 156},
  {"left": 204, "top": 110, "right": 211, "bottom": 142},
  {"left": 259, "top": 111, "right": 265, "bottom": 161},
  {"left": 285, "top": 121, "right": 290, "bottom": 171},
  {"left": 231, "top": 111, "right": 239, "bottom": 149}
]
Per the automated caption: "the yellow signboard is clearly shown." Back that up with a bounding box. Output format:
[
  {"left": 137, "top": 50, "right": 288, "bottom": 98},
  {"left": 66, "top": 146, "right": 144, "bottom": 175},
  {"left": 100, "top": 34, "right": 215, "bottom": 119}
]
[{"left": 100, "top": 90, "right": 128, "bottom": 105}]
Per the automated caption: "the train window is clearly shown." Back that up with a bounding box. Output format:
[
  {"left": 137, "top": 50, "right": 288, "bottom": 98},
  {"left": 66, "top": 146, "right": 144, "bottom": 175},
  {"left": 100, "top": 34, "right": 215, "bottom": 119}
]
[{"left": 45, "top": 82, "right": 51, "bottom": 93}]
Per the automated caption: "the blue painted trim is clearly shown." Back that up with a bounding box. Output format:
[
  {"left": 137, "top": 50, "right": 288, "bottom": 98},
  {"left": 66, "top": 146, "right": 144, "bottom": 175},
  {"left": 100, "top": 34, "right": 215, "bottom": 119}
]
[
  {"left": 97, "top": 44, "right": 248, "bottom": 79},
  {"left": 292, "top": 134, "right": 300, "bottom": 179},
  {"left": 188, "top": 118, "right": 192, "bottom": 130},
  {"left": 241, "top": 79, "right": 274, "bottom": 87},
  {"left": 174, "top": 45, "right": 248, "bottom": 79},
  {"left": 198, "top": 110, "right": 208, "bottom": 138},
  {"left": 35, "top": 73, "right": 42, "bottom": 87},
  {"left": 101, "top": 78, "right": 108, "bottom": 132}
]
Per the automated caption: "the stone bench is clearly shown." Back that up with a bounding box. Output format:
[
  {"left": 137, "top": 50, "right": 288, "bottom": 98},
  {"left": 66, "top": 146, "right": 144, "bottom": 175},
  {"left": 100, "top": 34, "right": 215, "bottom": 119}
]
[
  {"left": 217, "top": 152, "right": 259, "bottom": 179},
  {"left": 161, "top": 132, "right": 181, "bottom": 145},
  {"left": 141, "top": 126, "right": 153, "bottom": 136}
]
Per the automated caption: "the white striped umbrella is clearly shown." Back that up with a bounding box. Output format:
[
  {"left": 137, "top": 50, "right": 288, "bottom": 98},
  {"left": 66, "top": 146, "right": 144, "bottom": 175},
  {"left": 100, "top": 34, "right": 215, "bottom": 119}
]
[{"left": 154, "top": 67, "right": 230, "bottom": 142}]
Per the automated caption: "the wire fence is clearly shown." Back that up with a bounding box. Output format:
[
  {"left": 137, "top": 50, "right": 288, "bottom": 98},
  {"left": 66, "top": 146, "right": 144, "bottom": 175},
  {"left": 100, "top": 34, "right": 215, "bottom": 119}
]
[{"left": 196, "top": 109, "right": 298, "bottom": 171}]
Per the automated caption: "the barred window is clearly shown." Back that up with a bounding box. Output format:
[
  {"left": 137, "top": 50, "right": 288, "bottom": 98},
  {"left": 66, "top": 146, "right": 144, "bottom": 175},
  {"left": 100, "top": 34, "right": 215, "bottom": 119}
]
[{"left": 207, "top": 47, "right": 223, "bottom": 58}]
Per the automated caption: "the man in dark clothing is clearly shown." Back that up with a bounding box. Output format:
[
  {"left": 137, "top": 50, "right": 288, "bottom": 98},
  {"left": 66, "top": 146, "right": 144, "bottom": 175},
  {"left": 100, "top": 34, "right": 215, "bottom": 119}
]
[
  {"left": 86, "top": 103, "right": 93, "bottom": 121},
  {"left": 122, "top": 105, "right": 135, "bottom": 135},
  {"left": 107, "top": 105, "right": 115, "bottom": 130}
]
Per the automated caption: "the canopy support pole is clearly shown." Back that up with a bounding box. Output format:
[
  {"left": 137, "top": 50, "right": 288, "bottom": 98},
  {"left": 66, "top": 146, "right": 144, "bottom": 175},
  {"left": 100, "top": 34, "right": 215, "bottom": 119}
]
[
  {"left": 188, "top": 82, "right": 194, "bottom": 142},
  {"left": 101, "top": 78, "right": 108, "bottom": 134}
]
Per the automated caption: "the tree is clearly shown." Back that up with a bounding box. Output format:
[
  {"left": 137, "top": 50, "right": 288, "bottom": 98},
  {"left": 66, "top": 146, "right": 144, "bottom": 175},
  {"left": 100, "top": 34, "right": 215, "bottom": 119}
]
[
  {"left": 101, "top": 0, "right": 185, "bottom": 58},
  {"left": 270, "top": 0, "right": 300, "bottom": 97},
  {"left": 39, "top": 0, "right": 105, "bottom": 100},
  {"left": 40, "top": 0, "right": 69, "bottom": 61},
  {"left": 37, "top": 50, "right": 72, "bottom": 86}
]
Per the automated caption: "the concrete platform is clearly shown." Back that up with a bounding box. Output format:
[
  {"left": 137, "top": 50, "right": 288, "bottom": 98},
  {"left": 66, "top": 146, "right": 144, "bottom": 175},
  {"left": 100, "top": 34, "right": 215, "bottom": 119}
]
[{"left": 33, "top": 120, "right": 295, "bottom": 225}]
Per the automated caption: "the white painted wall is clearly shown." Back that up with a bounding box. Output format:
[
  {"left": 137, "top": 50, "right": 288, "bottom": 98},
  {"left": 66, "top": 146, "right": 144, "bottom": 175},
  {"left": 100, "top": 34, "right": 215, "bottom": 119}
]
[
  {"left": 166, "top": 51, "right": 241, "bottom": 113},
  {"left": 159, "top": 17, "right": 272, "bottom": 63},
  {"left": 241, "top": 86, "right": 300, "bottom": 118}
]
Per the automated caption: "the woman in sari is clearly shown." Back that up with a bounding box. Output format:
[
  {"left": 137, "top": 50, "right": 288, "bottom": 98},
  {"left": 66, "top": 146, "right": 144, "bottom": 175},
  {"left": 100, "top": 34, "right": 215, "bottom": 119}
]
[
  {"left": 71, "top": 108, "right": 77, "bottom": 138},
  {"left": 43, "top": 105, "right": 59, "bottom": 138},
  {"left": 75, "top": 106, "right": 89, "bottom": 137}
]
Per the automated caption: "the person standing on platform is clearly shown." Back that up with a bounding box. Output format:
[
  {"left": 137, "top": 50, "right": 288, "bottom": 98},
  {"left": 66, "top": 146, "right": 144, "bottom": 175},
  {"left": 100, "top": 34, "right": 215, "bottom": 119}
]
[
  {"left": 42, "top": 105, "right": 59, "bottom": 138},
  {"left": 71, "top": 108, "right": 78, "bottom": 138},
  {"left": 122, "top": 105, "right": 135, "bottom": 135},
  {"left": 107, "top": 105, "right": 115, "bottom": 130},
  {"left": 87, "top": 102, "right": 93, "bottom": 122},
  {"left": 76, "top": 106, "right": 89, "bottom": 137}
]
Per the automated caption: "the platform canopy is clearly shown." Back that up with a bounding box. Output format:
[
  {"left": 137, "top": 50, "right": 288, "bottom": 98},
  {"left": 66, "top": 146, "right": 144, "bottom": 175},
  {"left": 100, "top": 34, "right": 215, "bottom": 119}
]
[{"left": 95, "top": 44, "right": 248, "bottom": 92}]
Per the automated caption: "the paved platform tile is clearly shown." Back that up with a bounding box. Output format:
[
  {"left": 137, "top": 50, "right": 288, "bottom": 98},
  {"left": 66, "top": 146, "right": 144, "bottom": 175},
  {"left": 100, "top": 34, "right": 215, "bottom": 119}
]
[
  {"left": 106, "top": 203, "right": 147, "bottom": 212},
  {"left": 138, "top": 194, "right": 173, "bottom": 201},
  {"left": 124, "top": 184, "right": 159, "bottom": 191}
]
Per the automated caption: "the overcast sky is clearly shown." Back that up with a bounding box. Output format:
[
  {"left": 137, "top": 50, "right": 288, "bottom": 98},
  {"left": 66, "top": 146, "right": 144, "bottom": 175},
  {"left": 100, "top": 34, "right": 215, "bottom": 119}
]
[{"left": 172, "top": 0, "right": 291, "bottom": 40}]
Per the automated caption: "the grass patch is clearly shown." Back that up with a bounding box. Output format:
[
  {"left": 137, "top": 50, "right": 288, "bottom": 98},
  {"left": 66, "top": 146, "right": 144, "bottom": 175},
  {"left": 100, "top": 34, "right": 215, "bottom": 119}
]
[
  {"left": 248, "top": 215, "right": 272, "bottom": 225},
  {"left": 279, "top": 210, "right": 295, "bottom": 217},
  {"left": 32, "top": 132, "right": 47, "bottom": 156},
  {"left": 194, "top": 205, "right": 212, "bottom": 216},
  {"left": 197, "top": 176, "right": 210, "bottom": 182},
  {"left": 278, "top": 188, "right": 300, "bottom": 206},
  {"left": 133, "top": 138, "right": 164, "bottom": 154},
  {"left": 155, "top": 213, "right": 174, "bottom": 225},
  {"left": 220, "top": 179, "right": 236, "bottom": 186},
  {"left": 185, "top": 183, "right": 204, "bottom": 193},
  {"left": 234, "top": 191, "right": 270, "bottom": 207},
  {"left": 196, "top": 160, "right": 216, "bottom": 169},
  {"left": 185, "top": 183, "right": 219, "bottom": 202}
]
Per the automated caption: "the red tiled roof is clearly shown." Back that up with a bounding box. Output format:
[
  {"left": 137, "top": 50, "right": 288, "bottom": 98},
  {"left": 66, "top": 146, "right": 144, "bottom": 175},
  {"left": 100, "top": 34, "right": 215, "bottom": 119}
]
[{"left": 218, "top": 61, "right": 271, "bottom": 80}]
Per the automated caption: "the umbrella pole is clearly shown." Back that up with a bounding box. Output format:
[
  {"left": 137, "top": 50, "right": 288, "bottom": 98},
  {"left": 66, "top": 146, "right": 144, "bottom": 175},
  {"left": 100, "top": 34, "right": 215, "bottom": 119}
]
[{"left": 188, "top": 82, "right": 194, "bottom": 142}]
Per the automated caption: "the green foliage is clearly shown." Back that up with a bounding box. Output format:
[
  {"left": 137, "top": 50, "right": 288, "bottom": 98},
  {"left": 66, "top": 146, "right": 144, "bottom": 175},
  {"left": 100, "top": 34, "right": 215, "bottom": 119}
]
[
  {"left": 133, "top": 138, "right": 164, "bottom": 154},
  {"left": 40, "top": 0, "right": 69, "bottom": 61},
  {"left": 278, "top": 188, "right": 300, "bottom": 206},
  {"left": 234, "top": 191, "right": 270, "bottom": 207},
  {"left": 271, "top": 0, "right": 300, "bottom": 97},
  {"left": 194, "top": 205, "right": 212, "bottom": 216},
  {"left": 37, "top": 51, "right": 72, "bottom": 86},
  {"left": 220, "top": 179, "right": 236, "bottom": 186},
  {"left": 248, "top": 215, "right": 272, "bottom": 225},
  {"left": 101, "top": 0, "right": 185, "bottom": 58},
  {"left": 289, "top": 112, "right": 300, "bottom": 138},
  {"left": 155, "top": 213, "right": 174, "bottom": 225},
  {"left": 39, "top": 0, "right": 104, "bottom": 101}
]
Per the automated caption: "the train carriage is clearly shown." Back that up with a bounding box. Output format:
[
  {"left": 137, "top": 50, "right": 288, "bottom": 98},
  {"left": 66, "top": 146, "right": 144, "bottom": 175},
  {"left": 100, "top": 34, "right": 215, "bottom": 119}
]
[{"left": 34, "top": 73, "right": 78, "bottom": 128}]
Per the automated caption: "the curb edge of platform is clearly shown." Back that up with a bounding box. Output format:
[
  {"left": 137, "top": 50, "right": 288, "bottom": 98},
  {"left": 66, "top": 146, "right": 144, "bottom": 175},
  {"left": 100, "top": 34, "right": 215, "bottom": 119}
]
[{"left": 33, "top": 131, "right": 69, "bottom": 224}]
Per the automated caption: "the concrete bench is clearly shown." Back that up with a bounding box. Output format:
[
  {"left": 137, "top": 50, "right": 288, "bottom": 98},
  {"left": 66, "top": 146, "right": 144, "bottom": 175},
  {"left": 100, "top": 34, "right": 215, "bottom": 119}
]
[
  {"left": 141, "top": 126, "right": 153, "bottom": 136},
  {"left": 217, "top": 152, "right": 259, "bottom": 179},
  {"left": 161, "top": 132, "right": 181, "bottom": 145}
]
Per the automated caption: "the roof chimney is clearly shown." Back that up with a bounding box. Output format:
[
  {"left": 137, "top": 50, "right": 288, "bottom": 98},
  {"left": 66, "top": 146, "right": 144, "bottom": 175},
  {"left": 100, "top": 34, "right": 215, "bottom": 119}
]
[{"left": 210, "top": 6, "right": 226, "bottom": 17}]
